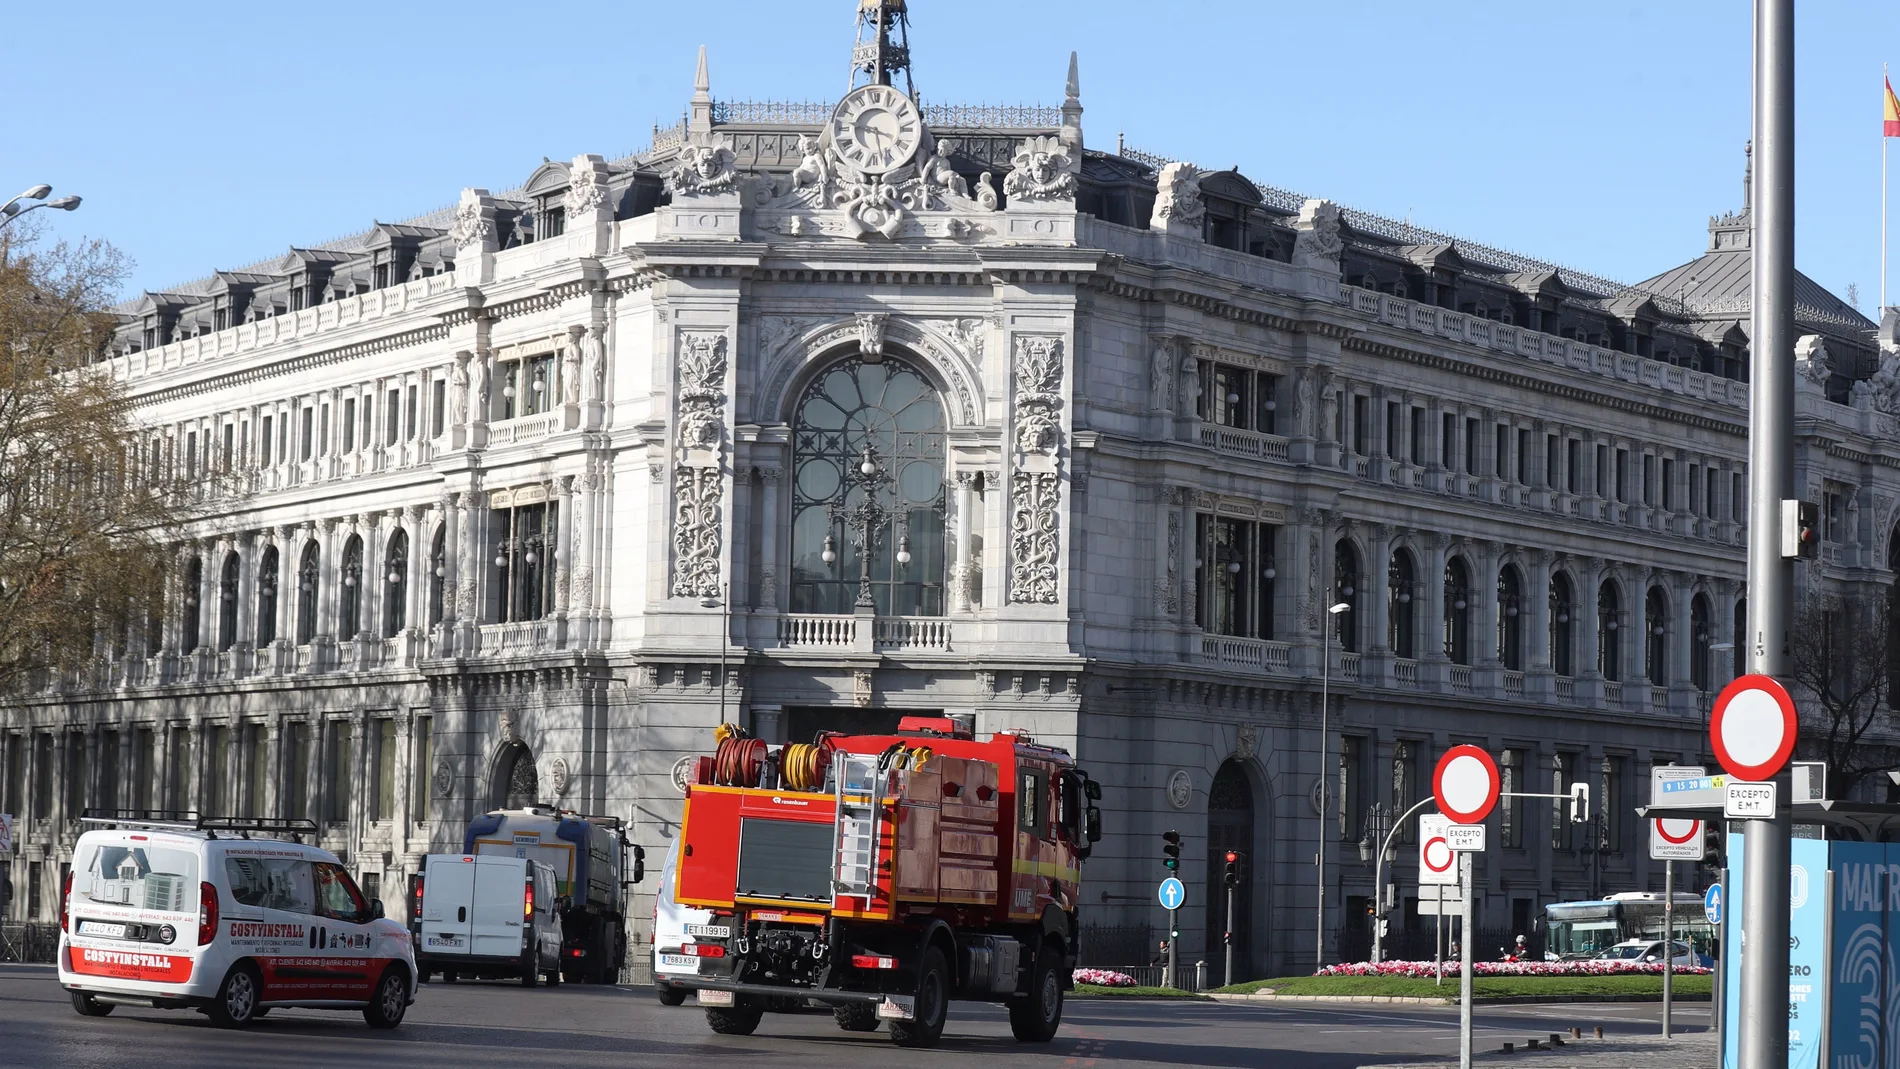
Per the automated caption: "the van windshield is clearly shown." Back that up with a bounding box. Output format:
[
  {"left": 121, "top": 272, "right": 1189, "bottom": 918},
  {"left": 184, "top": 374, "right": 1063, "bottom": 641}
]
[{"left": 73, "top": 841, "right": 199, "bottom": 912}]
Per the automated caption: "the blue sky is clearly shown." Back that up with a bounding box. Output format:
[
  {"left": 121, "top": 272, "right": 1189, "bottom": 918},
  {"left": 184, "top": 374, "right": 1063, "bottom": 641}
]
[{"left": 7, "top": 1, "right": 1900, "bottom": 310}]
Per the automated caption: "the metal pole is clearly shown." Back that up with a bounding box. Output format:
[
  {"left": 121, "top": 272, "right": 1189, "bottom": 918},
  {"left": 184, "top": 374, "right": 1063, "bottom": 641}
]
[
  {"left": 1224, "top": 883, "right": 1235, "bottom": 987},
  {"left": 1458, "top": 851, "right": 1474, "bottom": 1069},
  {"left": 1166, "top": 907, "right": 1177, "bottom": 989},
  {"left": 1663, "top": 860, "right": 1674, "bottom": 1039},
  {"left": 1317, "top": 621, "right": 1330, "bottom": 973},
  {"left": 718, "top": 580, "right": 730, "bottom": 726},
  {"left": 1435, "top": 896, "right": 1443, "bottom": 986},
  {"left": 1743, "top": 5, "right": 1795, "bottom": 1069}
]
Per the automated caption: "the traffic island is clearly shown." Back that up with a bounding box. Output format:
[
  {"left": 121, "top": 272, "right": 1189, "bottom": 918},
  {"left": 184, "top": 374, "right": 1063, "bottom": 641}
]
[{"left": 1213, "top": 974, "right": 1712, "bottom": 1004}]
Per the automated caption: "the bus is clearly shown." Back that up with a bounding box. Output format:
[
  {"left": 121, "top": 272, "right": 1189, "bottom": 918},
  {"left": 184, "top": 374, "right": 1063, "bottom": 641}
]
[{"left": 1543, "top": 892, "right": 1714, "bottom": 961}]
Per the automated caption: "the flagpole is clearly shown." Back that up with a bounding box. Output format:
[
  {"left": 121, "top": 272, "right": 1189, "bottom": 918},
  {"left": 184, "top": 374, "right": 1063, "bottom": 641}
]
[{"left": 1885, "top": 64, "right": 1890, "bottom": 316}]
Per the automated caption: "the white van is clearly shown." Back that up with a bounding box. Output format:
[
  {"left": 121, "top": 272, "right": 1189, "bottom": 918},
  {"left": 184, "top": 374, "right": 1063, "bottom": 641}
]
[
  {"left": 413, "top": 854, "right": 563, "bottom": 986},
  {"left": 58, "top": 818, "right": 416, "bottom": 1029},
  {"left": 652, "top": 837, "right": 713, "bottom": 1005}
]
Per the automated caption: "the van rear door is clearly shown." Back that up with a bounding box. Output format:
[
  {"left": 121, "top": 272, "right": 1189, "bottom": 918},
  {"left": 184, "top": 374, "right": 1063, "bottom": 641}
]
[
  {"left": 417, "top": 856, "right": 476, "bottom": 958},
  {"left": 470, "top": 856, "right": 528, "bottom": 960}
]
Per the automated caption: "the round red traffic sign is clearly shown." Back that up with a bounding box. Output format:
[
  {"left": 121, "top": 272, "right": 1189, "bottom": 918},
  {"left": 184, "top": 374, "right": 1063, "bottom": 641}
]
[
  {"left": 1421, "top": 836, "right": 1454, "bottom": 875},
  {"left": 1655, "top": 817, "right": 1700, "bottom": 845},
  {"left": 1710, "top": 674, "right": 1798, "bottom": 782},
  {"left": 1433, "top": 745, "right": 1501, "bottom": 825}
]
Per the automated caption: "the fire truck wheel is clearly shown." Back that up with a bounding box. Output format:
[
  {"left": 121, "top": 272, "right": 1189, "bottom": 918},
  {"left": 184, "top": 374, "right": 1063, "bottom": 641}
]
[
  {"left": 888, "top": 946, "right": 950, "bottom": 1048},
  {"left": 1008, "top": 944, "right": 1064, "bottom": 1043},
  {"left": 705, "top": 1000, "right": 765, "bottom": 1035},
  {"left": 833, "top": 1001, "right": 880, "bottom": 1032},
  {"left": 657, "top": 985, "right": 688, "bottom": 1007}
]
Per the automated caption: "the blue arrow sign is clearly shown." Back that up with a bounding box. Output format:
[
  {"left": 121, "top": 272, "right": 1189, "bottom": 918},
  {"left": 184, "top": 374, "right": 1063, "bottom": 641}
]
[
  {"left": 1703, "top": 883, "right": 1723, "bottom": 926},
  {"left": 1158, "top": 877, "right": 1185, "bottom": 910}
]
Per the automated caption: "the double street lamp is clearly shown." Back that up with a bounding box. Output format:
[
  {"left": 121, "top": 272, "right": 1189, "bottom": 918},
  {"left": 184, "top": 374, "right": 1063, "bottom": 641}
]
[
  {"left": 1, "top": 184, "right": 81, "bottom": 230},
  {"left": 1317, "top": 599, "right": 1350, "bottom": 972}
]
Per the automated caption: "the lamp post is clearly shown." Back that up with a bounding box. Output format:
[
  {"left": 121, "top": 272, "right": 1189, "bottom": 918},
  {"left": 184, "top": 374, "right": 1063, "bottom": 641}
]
[
  {"left": 1318, "top": 600, "right": 1351, "bottom": 972},
  {"left": 701, "top": 580, "right": 732, "bottom": 726},
  {"left": 1366, "top": 795, "right": 1438, "bottom": 963},
  {"left": 0, "top": 184, "right": 81, "bottom": 231},
  {"left": 1703, "top": 642, "right": 1735, "bottom": 765}
]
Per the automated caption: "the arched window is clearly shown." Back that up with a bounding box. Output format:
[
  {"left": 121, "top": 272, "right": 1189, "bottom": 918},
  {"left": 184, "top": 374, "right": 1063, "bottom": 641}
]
[
  {"left": 383, "top": 529, "right": 409, "bottom": 637},
  {"left": 1598, "top": 580, "right": 1622, "bottom": 681},
  {"left": 217, "top": 552, "right": 240, "bottom": 652},
  {"left": 1444, "top": 557, "right": 1472, "bottom": 664},
  {"left": 256, "top": 545, "right": 279, "bottom": 646},
  {"left": 1333, "top": 540, "right": 1360, "bottom": 652},
  {"left": 1205, "top": 760, "right": 1255, "bottom": 981},
  {"left": 493, "top": 742, "right": 539, "bottom": 809},
  {"left": 790, "top": 356, "right": 947, "bottom": 616},
  {"left": 296, "top": 543, "right": 320, "bottom": 644},
  {"left": 1549, "top": 573, "right": 1575, "bottom": 677},
  {"left": 1497, "top": 564, "right": 1524, "bottom": 671},
  {"left": 1645, "top": 586, "right": 1669, "bottom": 685},
  {"left": 182, "top": 556, "right": 203, "bottom": 652},
  {"left": 1691, "top": 594, "right": 1713, "bottom": 691},
  {"left": 428, "top": 526, "right": 446, "bottom": 627},
  {"left": 338, "top": 534, "right": 364, "bottom": 637},
  {"left": 1388, "top": 549, "right": 1417, "bottom": 658}
]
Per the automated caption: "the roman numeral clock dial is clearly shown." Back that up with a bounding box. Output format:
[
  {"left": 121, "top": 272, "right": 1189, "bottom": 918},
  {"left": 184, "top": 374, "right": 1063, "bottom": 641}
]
[{"left": 828, "top": 85, "right": 921, "bottom": 175}]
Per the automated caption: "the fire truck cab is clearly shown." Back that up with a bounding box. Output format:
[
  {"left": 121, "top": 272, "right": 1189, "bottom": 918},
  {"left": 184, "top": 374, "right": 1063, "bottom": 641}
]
[{"left": 669, "top": 717, "right": 1101, "bottom": 1048}]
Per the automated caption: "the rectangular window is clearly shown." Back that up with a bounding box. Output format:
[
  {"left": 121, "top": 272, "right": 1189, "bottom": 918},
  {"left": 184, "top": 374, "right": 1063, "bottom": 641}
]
[
  {"left": 1642, "top": 454, "right": 1655, "bottom": 506},
  {"left": 1545, "top": 433, "right": 1558, "bottom": 488},
  {"left": 245, "top": 723, "right": 266, "bottom": 819},
  {"left": 1352, "top": 395, "right": 1369, "bottom": 456},
  {"left": 1464, "top": 417, "right": 1479, "bottom": 474},
  {"left": 1616, "top": 449, "right": 1629, "bottom": 503},
  {"left": 431, "top": 380, "right": 446, "bottom": 439},
  {"left": 163, "top": 725, "right": 188, "bottom": 814},
  {"left": 1411, "top": 406, "right": 1426, "bottom": 463},
  {"left": 342, "top": 399, "right": 356, "bottom": 452},
  {"left": 1500, "top": 749, "right": 1522, "bottom": 849},
  {"left": 410, "top": 717, "right": 433, "bottom": 822},
  {"left": 1661, "top": 458, "right": 1675, "bottom": 510},
  {"left": 3, "top": 735, "right": 22, "bottom": 816},
  {"left": 63, "top": 732, "right": 84, "bottom": 816},
  {"left": 1824, "top": 488, "right": 1846, "bottom": 543},
  {"left": 204, "top": 724, "right": 228, "bottom": 816},
  {"left": 96, "top": 730, "right": 120, "bottom": 815},
  {"left": 1601, "top": 759, "right": 1622, "bottom": 852},
  {"left": 319, "top": 403, "right": 330, "bottom": 456},
  {"left": 1688, "top": 465, "right": 1701, "bottom": 515},
  {"left": 1595, "top": 444, "right": 1608, "bottom": 497},
  {"left": 373, "top": 718, "right": 396, "bottom": 822},
  {"left": 325, "top": 723, "right": 352, "bottom": 824},
  {"left": 406, "top": 385, "right": 419, "bottom": 441},
  {"left": 222, "top": 424, "right": 234, "bottom": 471},
  {"left": 1708, "top": 469, "right": 1720, "bottom": 519},
  {"left": 283, "top": 722, "right": 309, "bottom": 820},
  {"left": 1495, "top": 424, "right": 1509, "bottom": 479},
  {"left": 386, "top": 388, "right": 400, "bottom": 445},
  {"left": 1517, "top": 429, "right": 1531, "bottom": 484},
  {"left": 1257, "top": 374, "right": 1279, "bottom": 434},
  {"left": 1551, "top": 753, "right": 1576, "bottom": 852},
  {"left": 132, "top": 728, "right": 155, "bottom": 812},
  {"left": 1732, "top": 472, "right": 1745, "bottom": 521},
  {"left": 185, "top": 431, "right": 198, "bottom": 478},
  {"left": 1385, "top": 401, "right": 1401, "bottom": 459},
  {"left": 1441, "top": 413, "right": 1456, "bottom": 469},
  {"left": 1337, "top": 736, "right": 1365, "bottom": 841}
]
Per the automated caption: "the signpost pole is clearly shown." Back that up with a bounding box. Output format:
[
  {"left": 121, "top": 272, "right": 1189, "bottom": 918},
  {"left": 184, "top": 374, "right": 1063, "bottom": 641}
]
[
  {"left": 1742, "top": 4, "right": 1795, "bottom": 1069},
  {"left": 1458, "top": 851, "right": 1474, "bottom": 1069},
  {"left": 1166, "top": 907, "right": 1177, "bottom": 990},
  {"left": 1662, "top": 860, "right": 1674, "bottom": 1039},
  {"left": 1224, "top": 883, "right": 1235, "bottom": 987},
  {"left": 1435, "top": 898, "right": 1443, "bottom": 986}
]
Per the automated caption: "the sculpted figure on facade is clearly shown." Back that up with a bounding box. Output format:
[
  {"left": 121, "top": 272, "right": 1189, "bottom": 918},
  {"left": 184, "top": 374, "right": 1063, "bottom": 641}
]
[
  {"left": 1152, "top": 162, "right": 1205, "bottom": 231},
  {"left": 856, "top": 312, "right": 888, "bottom": 361},
  {"left": 448, "top": 358, "right": 470, "bottom": 428},
  {"left": 788, "top": 134, "right": 827, "bottom": 195},
  {"left": 1002, "top": 135, "right": 1078, "bottom": 203},
  {"left": 1852, "top": 351, "right": 1900, "bottom": 416},
  {"left": 1011, "top": 336, "right": 1066, "bottom": 458},
  {"left": 1795, "top": 334, "right": 1832, "bottom": 388},
  {"left": 469, "top": 354, "right": 490, "bottom": 425},
  {"left": 561, "top": 334, "right": 583, "bottom": 406},
  {"left": 1318, "top": 373, "right": 1340, "bottom": 441},
  {"left": 449, "top": 191, "right": 493, "bottom": 249},
  {"left": 580, "top": 325, "right": 606, "bottom": 402},
  {"left": 675, "top": 332, "right": 729, "bottom": 459},
  {"left": 564, "top": 167, "right": 607, "bottom": 216},
  {"left": 666, "top": 134, "right": 739, "bottom": 197},
  {"left": 1292, "top": 198, "right": 1345, "bottom": 274},
  {"left": 1150, "top": 338, "right": 1175, "bottom": 414},
  {"left": 921, "top": 142, "right": 970, "bottom": 200},
  {"left": 1294, "top": 367, "right": 1317, "bottom": 439}
]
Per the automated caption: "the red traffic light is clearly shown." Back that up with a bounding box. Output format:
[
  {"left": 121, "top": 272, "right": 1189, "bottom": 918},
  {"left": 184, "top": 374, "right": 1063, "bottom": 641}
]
[{"left": 1224, "top": 850, "right": 1238, "bottom": 864}]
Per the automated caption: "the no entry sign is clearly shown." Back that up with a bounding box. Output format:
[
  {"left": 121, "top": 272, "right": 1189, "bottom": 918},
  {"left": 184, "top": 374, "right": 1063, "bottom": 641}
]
[
  {"left": 1418, "top": 814, "right": 1457, "bottom": 885},
  {"left": 1709, "top": 674, "right": 1799, "bottom": 782},
  {"left": 1433, "top": 745, "right": 1501, "bottom": 825}
]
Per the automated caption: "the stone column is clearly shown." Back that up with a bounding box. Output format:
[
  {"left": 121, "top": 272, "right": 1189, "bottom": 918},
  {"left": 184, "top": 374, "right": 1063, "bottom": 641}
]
[
  {"left": 358, "top": 513, "right": 382, "bottom": 643},
  {"left": 1633, "top": 572, "right": 1656, "bottom": 695},
  {"left": 1421, "top": 532, "right": 1451, "bottom": 685},
  {"left": 555, "top": 475, "right": 576, "bottom": 645},
  {"left": 949, "top": 471, "right": 975, "bottom": 614},
  {"left": 403, "top": 505, "right": 425, "bottom": 635},
  {"left": 196, "top": 537, "right": 217, "bottom": 651},
  {"left": 51, "top": 731, "right": 70, "bottom": 828},
  {"left": 316, "top": 519, "right": 339, "bottom": 641},
  {"left": 115, "top": 729, "right": 132, "bottom": 814},
  {"left": 393, "top": 712, "right": 414, "bottom": 854},
  {"left": 437, "top": 494, "right": 459, "bottom": 631},
  {"left": 458, "top": 488, "right": 483, "bottom": 644},
  {"left": 349, "top": 712, "right": 369, "bottom": 847},
  {"left": 186, "top": 714, "right": 205, "bottom": 815},
  {"left": 263, "top": 713, "right": 283, "bottom": 820},
  {"left": 1526, "top": 550, "right": 1555, "bottom": 699},
  {"left": 1365, "top": 523, "right": 1394, "bottom": 686},
  {"left": 1670, "top": 572, "right": 1697, "bottom": 710},
  {"left": 1577, "top": 560, "right": 1604, "bottom": 704},
  {"left": 1715, "top": 579, "right": 1739, "bottom": 687},
  {"left": 1473, "top": 541, "right": 1502, "bottom": 676},
  {"left": 234, "top": 532, "right": 256, "bottom": 661},
  {"left": 275, "top": 526, "right": 298, "bottom": 651},
  {"left": 758, "top": 468, "right": 782, "bottom": 612}
]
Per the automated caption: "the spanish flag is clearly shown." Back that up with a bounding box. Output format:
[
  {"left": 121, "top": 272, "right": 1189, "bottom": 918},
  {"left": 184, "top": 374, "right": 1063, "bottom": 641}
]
[{"left": 1887, "top": 76, "right": 1900, "bottom": 137}]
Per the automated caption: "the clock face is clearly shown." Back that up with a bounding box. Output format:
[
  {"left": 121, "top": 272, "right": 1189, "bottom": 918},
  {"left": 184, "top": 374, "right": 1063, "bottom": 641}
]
[{"left": 829, "top": 85, "right": 922, "bottom": 175}]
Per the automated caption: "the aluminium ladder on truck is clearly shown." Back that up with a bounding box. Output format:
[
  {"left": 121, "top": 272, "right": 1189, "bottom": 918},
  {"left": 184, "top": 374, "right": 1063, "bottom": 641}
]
[{"left": 831, "top": 752, "right": 883, "bottom": 903}]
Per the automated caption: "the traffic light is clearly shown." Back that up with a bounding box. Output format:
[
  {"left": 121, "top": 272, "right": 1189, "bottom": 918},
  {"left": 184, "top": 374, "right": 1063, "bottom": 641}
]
[
  {"left": 1223, "top": 850, "right": 1242, "bottom": 888},
  {"left": 1162, "top": 830, "right": 1181, "bottom": 871},
  {"left": 1781, "top": 499, "right": 1819, "bottom": 560},
  {"left": 1702, "top": 822, "right": 1724, "bottom": 863},
  {"left": 1568, "top": 782, "right": 1591, "bottom": 824}
]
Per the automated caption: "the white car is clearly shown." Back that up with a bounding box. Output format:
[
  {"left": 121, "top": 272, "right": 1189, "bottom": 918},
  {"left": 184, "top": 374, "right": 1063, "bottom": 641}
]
[
  {"left": 413, "top": 854, "right": 564, "bottom": 986},
  {"left": 652, "top": 837, "right": 714, "bottom": 1006},
  {"left": 1593, "top": 939, "right": 1702, "bottom": 968},
  {"left": 58, "top": 818, "right": 417, "bottom": 1029}
]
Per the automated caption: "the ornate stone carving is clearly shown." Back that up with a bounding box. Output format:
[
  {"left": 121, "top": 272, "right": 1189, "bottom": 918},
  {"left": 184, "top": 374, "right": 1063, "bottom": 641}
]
[
  {"left": 1235, "top": 723, "right": 1258, "bottom": 761},
  {"left": 1294, "top": 367, "right": 1317, "bottom": 438},
  {"left": 675, "top": 332, "right": 729, "bottom": 461},
  {"left": 470, "top": 355, "right": 490, "bottom": 426},
  {"left": 547, "top": 756, "right": 572, "bottom": 796},
  {"left": 856, "top": 313, "right": 888, "bottom": 361},
  {"left": 1011, "top": 335, "right": 1065, "bottom": 458},
  {"left": 1152, "top": 162, "right": 1205, "bottom": 231},
  {"left": 920, "top": 142, "right": 970, "bottom": 200},
  {"left": 975, "top": 172, "right": 1000, "bottom": 211},
  {"left": 1795, "top": 334, "right": 1832, "bottom": 387},
  {"left": 1157, "top": 510, "right": 1180, "bottom": 615},
  {"left": 1292, "top": 199, "right": 1345, "bottom": 273},
  {"left": 580, "top": 325, "right": 605, "bottom": 403},
  {"left": 1003, "top": 135, "right": 1078, "bottom": 203},
  {"left": 853, "top": 669, "right": 874, "bottom": 709},
  {"left": 1852, "top": 349, "right": 1900, "bottom": 416},
  {"left": 762, "top": 130, "right": 992, "bottom": 243},
  {"left": 666, "top": 133, "right": 738, "bottom": 196},
  {"left": 498, "top": 712, "right": 517, "bottom": 746},
  {"left": 671, "top": 467, "right": 722, "bottom": 600},
  {"left": 1318, "top": 372, "right": 1340, "bottom": 442},
  {"left": 1009, "top": 471, "right": 1061, "bottom": 603},
  {"left": 449, "top": 193, "right": 492, "bottom": 249},
  {"left": 1166, "top": 769, "right": 1193, "bottom": 809},
  {"left": 433, "top": 759, "right": 454, "bottom": 800},
  {"left": 561, "top": 333, "right": 583, "bottom": 406},
  {"left": 1150, "top": 338, "right": 1175, "bottom": 414},
  {"left": 1302, "top": 530, "right": 1321, "bottom": 632},
  {"left": 448, "top": 358, "right": 470, "bottom": 427},
  {"left": 939, "top": 318, "right": 987, "bottom": 363},
  {"left": 564, "top": 167, "right": 607, "bottom": 215}
]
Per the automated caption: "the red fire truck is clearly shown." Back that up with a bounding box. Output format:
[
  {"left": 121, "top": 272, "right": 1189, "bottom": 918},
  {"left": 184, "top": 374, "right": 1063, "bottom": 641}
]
[{"left": 667, "top": 717, "right": 1102, "bottom": 1048}]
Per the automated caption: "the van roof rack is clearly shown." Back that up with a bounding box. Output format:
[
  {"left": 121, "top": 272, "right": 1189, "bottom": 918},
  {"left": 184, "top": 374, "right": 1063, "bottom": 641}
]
[{"left": 78, "top": 809, "right": 320, "bottom": 840}]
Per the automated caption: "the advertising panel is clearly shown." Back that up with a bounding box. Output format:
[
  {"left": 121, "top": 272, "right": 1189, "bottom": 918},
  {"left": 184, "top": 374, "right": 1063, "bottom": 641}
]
[
  {"left": 1827, "top": 840, "right": 1898, "bottom": 1069},
  {"left": 1723, "top": 835, "right": 1831, "bottom": 1069}
]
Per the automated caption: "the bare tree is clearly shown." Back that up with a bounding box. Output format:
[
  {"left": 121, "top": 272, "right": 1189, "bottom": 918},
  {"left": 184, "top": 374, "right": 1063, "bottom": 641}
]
[
  {"left": 0, "top": 224, "right": 187, "bottom": 695},
  {"left": 1788, "top": 593, "right": 1900, "bottom": 799}
]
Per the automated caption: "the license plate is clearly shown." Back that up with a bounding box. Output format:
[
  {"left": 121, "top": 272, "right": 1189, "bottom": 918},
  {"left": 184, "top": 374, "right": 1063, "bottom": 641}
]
[
  {"left": 876, "top": 995, "right": 915, "bottom": 1020},
  {"left": 686, "top": 924, "right": 730, "bottom": 939},
  {"left": 698, "top": 990, "right": 734, "bottom": 1007},
  {"left": 78, "top": 921, "right": 127, "bottom": 939},
  {"left": 659, "top": 954, "right": 700, "bottom": 968},
  {"left": 425, "top": 934, "right": 465, "bottom": 948}
]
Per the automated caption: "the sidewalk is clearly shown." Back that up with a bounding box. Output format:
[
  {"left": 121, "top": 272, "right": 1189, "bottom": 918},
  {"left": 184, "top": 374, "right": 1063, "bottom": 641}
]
[{"left": 1367, "top": 1030, "right": 1715, "bottom": 1069}]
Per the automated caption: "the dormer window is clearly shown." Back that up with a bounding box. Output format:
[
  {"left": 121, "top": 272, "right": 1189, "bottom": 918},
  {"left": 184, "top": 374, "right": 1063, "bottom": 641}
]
[
  {"left": 373, "top": 263, "right": 390, "bottom": 290},
  {"left": 536, "top": 205, "right": 566, "bottom": 241}
]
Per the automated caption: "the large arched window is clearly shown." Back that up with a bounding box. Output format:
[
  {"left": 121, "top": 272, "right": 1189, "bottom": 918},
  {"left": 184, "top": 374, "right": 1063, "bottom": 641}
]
[
  {"left": 1691, "top": 594, "right": 1713, "bottom": 691},
  {"left": 383, "top": 529, "right": 409, "bottom": 637},
  {"left": 1333, "top": 539, "right": 1360, "bottom": 652},
  {"left": 217, "top": 552, "right": 240, "bottom": 652},
  {"left": 790, "top": 355, "right": 947, "bottom": 616},
  {"left": 1549, "top": 573, "right": 1575, "bottom": 677},
  {"left": 1496, "top": 564, "right": 1524, "bottom": 671},
  {"left": 182, "top": 556, "right": 203, "bottom": 652},
  {"left": 256, "top": 545, "right": 279, "bottom": 646},
  {"left": 1388, "top": 549, "right": 1417, "bottom": 658},
  {"left": 338, "top": 534, "right": 365, "bottom": 637},
  {"left": 1598, "top": 580, "right": 1622, "bottom": 681},
  {"left": 1645, "top": 586, "right": 1669, "bottom": 685},
  {"left": 296, "top": 543, "right": 320, "bottom": 644},
  {"left": 1444, "top": 557, "right": 1472, "bottom": 665}
]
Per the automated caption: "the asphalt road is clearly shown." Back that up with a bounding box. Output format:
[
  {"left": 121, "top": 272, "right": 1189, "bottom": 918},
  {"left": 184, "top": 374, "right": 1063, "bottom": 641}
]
[{"left": 1, "top": 965, "right": 1710, "bottom": 1069}]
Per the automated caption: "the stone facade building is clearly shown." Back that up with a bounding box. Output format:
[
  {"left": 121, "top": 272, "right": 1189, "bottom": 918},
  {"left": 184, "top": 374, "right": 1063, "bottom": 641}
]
[{"left": 6, "top": 6, "right": 1898, "bottom": 978}]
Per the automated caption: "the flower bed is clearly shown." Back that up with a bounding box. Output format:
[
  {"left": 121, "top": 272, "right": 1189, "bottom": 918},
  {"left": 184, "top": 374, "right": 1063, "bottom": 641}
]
[
  {"left": 1316, "top": 960, "right": 1712, "bottom": 978},
  {"left": 1073, "top": 968, "right": 1138, "bottom": 987}
]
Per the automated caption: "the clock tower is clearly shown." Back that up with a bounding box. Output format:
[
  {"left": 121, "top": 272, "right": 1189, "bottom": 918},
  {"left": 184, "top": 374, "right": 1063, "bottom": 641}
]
[{"left": 849, "top": 0, "right": 914, "bottom": 97}]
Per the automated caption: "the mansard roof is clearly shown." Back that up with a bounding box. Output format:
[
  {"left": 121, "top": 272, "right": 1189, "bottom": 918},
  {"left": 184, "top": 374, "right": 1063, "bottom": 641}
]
[{"left": 1637, "top": 224, "right": 1874, "bottom": 341}]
